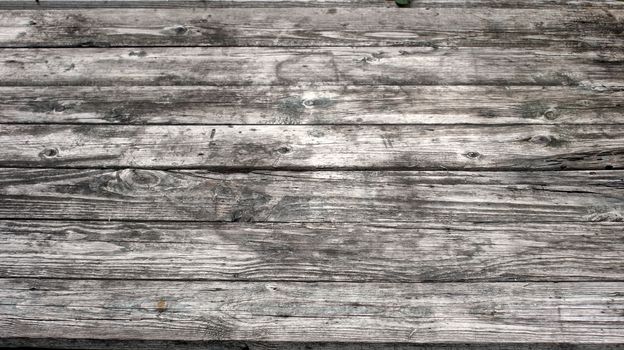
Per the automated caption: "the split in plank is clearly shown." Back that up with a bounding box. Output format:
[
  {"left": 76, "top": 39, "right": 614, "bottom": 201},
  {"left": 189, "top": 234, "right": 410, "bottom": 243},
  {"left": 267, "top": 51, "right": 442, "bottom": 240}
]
[
  {"left": 1, "top": 85, "right": 623, "bottom": 125},
  {"left": 0, "top": 47, "right": 622, "bottom": 87},
  {"left": 0, "top": 168, "right": 622, "bottom": 222},
  {"left": 1, "top": 279, "right": 623, "bottom": 343},
  {"left": 1, "top": 220, "right": 623, "bottom": 282},
  {"left": 0, "top": 8, "right": 621, "bottom": 48},
  {"left": 1, "top": 124, "right": 623, "bottom": 170}
]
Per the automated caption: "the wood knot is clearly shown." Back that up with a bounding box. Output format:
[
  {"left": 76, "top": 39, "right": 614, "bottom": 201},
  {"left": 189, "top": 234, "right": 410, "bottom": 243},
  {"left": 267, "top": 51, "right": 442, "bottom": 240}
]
[
  {"left": 162, "top": 25, "right": 189, "bottom": 36},
  {"left": 529, "top": 135, "right": 552, "bottom": 145},
  {"left": 276, "top": 146, "right": 291, "bottom": 154},
  {"left": 172, "top": 25, "right": 188, "bottom": 35},
  {"left": 118, "top": 169, "right": 161, "bottom": 188},
  {"left": 464, "top": 151, "right": 481, "bottom": 159},
  {"left": 543, "top": 109, "right": 557, "bottom": 120},
  {"left": 39, "top": 147, "right": 59, "bottom": 159}
]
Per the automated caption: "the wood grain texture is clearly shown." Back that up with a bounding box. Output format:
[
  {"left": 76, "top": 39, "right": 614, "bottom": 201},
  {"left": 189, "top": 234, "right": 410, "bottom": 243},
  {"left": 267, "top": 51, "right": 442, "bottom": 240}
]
[
  {"left": 2, "top": 220, "right": 623, "bottom": 282},
  {"left": 0, "top": 0, "right": 386, "bottom": 9},
  {"left": 0, "top": 168, "right": 622, "bottom": 222},
  {"left": 2, "top": 85, "right": 623, "bottom": 125},
  {"left": 0, "top": 0, "right": 622, "bottom": 8},
  {"left": 1, "top": 124, "right": 622, "bottom": 170},
  {"left": 0, "top": 47, "right": 622, "bottom": 87},
  {"left": 1, "top": 279, "right": 623, "bottom": 343},
  {"left": 1, "top": 8, "right": 622, "bottom": 48},
  {"left": 2, "top": 340, "right": 623, "bottom": 350}
]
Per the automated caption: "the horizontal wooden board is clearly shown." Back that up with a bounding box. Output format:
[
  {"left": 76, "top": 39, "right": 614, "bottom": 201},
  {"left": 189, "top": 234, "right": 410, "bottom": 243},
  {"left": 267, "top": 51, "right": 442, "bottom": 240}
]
[
  {"left": 0, "top": 169, "right": 622, "bottom": 222},
  {"left": 2, "top": 220, "right": 623, "bottom": 282},
  {"left": 1, "top": 124, "right": 623, "bottom": 170},
  {"left": 0, "top": 0, "right": 386, "bottom": 9},
  {"left": 0, "top": 47, "right": 622, "bottom": 87},
  {"left": 1, "top": 279, "right": 623, "bottom": 343},
  {"left": 2, "top": 340, "right": 623, "bottom": 350},
  {"left": 1, "top": 8, "right": 622, "bottom": 48},
  {"left": 0, "top": 0, "right": 622, "bottom": 8},
  {"left": 2, "top": 85, "right": 623, "bottom": 125}
]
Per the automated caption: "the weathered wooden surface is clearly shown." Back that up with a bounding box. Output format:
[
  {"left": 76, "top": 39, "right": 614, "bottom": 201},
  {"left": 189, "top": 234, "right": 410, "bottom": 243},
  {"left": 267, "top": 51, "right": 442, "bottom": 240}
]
[
  {"left": 1, "top": 47, "right": 622, "bottom": 87},
  {"left": 1, "top": 279, "right": 623, "bottom": 343},
  {"left": 0, "top": 0, "right": 622, "bottom": 8},
  {"left": 0, "top": 169, "right": 622, "bottom": 222},
  {"left": 1, "top": 124, "right": 623, "bottom": 170},
  {"left": 1, "top": 85, "right": 622, "bottom": 125},
  {"left": 2, "top": 341, "right": 623, "bottom": 350},
  {"left": 2, "top": 220, "right": 623, "bottom": 282},
  {"left": 1, "top": 8, "right": 622, "bottom": 48},
  {"left": 1, "top": 0, "right": 623, "bottom": 347}
]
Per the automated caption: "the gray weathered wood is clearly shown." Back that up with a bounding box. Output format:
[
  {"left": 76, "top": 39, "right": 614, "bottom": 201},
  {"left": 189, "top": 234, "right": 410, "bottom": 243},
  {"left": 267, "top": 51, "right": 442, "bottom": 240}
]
[
  {"left": 0, "top": 0, "right": 622, "bottom": 8},
  {"left": 0, "top": 47, "right": 621, "bottom": 87},
  {"left": 1, "top": 279, "right": 623, "bottom": 343},
  {"left": 1, "top": 124, "right": 622, "bottom": 170},
  {"left": 2, "top": 340, "right": 623, "bottom": 350},
  {"left": 0, "top": 0, "right": 385, "bottom": 9},
  {"left": 0, "top": 8, "right": 621, "bottom": 48},
  {"left": 2, "top": 220, "right": 623, "bottom": 282},
  {"left": 0, "top": 169, "right": 622, "bottom": 222},
  {"left": 1, "top": 85, "right": 623, "bottom": 125}
]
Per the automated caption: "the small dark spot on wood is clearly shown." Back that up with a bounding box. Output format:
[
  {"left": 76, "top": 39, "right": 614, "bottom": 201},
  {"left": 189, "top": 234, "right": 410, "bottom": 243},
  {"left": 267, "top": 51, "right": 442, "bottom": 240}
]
[
  {"left": 327, "top": 8, "right": 337, "bottom": 14},
  {"left": 156, "top": 299, "right": 167, "bottom": 313},
  {"left": 605, "top": 165, "right": 614, "bottom": 170},
  {"left": 464, "top": 151, "right": 481, "bottom": 159},
  {"left": 173, "top": 25, "right": 189, "bottom": 35},
  {"left": 40, "top": 148, "right": 59, "bottom": 158},
  {"left": 198, "top": 153, "right": 205, "bottom": 156}
]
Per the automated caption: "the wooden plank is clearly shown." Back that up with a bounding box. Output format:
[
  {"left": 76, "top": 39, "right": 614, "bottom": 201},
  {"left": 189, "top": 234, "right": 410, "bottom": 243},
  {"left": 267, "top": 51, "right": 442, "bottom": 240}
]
[
  {"left": 0, "top": 47, "right": 621, "bottom": 87},
  {"left": 1, "top": 340, "right": 622, "bottom": 350},
  {"left": 1, "top": 124, "right": 622, "bottom": 170},
  {"left": 2, "top": 85, "right": 623, "bottom": 125},
  {"left": 0, "top": 0, "right": 385, "bottom": 9},
  {"left": 2, "top": 220, "right": 623, "bottom": 282},
  {"left": 1, "top": 279, "right": 623, "bottom": 343},
  {"left": 0, "top": 169, "right": 622, "bottom": 222},
  {"left": 0, "top": 0, "right": 622, "bottom": 9},
  {"left": 0, "top": 8, "right": 621, "bottom": 48}
]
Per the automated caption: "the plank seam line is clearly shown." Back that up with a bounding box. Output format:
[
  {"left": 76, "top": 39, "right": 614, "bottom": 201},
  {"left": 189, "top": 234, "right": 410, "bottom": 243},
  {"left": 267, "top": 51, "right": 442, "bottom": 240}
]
[
  {"left": 2, "top": 277, "right": 623, "bottom": 283},
  {"left": 0, "top": 165, "right": 620, "bottom": 172},
  {"left": 3, "top": 122, "right": 624, "bottom": 126},
  {"left": 0, "top": 217, "right": 622, "bottom": 224}
]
